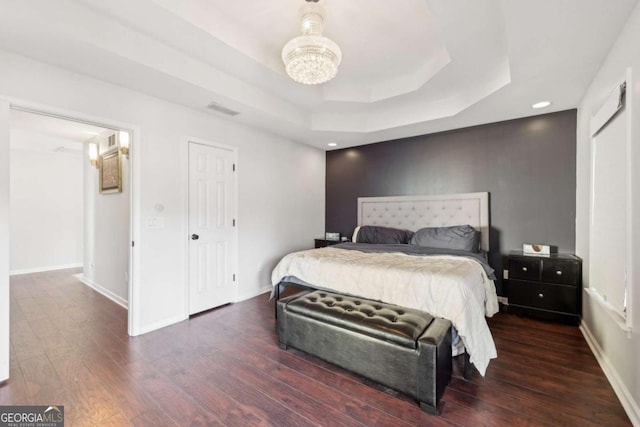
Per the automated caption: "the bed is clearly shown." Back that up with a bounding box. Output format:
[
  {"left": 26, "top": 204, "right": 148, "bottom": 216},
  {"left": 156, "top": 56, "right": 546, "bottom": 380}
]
[{"left": 271, "top": 192, "right": 499, "bottom": 376}]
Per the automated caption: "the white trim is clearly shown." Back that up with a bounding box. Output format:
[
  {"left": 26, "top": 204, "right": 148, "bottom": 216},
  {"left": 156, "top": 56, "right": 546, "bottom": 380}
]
[
  {"left": 137, "top": 313, "right": 188, "bottom": 335},
  {"left": 0, "top": 100, "right": 10, "bottom": 382},
  {"left": 128, "top": 125, "right": 142, "bottom": 336},
  {"left": 580, "top": 321, "right": 640, "bottom": 426},
  {"left": 80, "top": 276, "right": 128, "bottom": 309},
  {"left": 590, "top": 82, "right": 626, "bottom": 136},
  {"left": 0, "top": 362, "right": 7, "bottom": 383},
  {"left": 234, "top": 286, "right": 271, "bottom": 303},
  {"left": 182, "top": 137, "right": 190, "bottom": 318},
  {"left": 10, "top": 105, "right": 121, "bottom": 132},
  {"left": 588, "top": 68, "right": 633, "bottom": 331},
  {"left": 182, "top": 136, "right": 239, "bottom": 317},
  {"left": 584, "top": 288, "right": 632, "bottom": 335},
  {"left": 1, "top": 97, "right": 140, "bottom": 337},
  {"left": 357, "top": 192, "right": 490, "bottom": 251},
  {"left": 10, "top": 263, "right": 82, "bottom": 276},
  {"left": 623, "top": 67, "right": 634, "bottom": 330}
]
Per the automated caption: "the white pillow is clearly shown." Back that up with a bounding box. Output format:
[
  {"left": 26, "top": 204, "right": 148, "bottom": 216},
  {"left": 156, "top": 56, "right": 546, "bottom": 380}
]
[{"left": 351, "top": 226, "right": 361, "bottom": 243}]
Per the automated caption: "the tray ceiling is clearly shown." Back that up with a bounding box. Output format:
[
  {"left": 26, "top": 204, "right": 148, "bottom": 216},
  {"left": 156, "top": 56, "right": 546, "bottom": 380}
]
[{"left": 0, "top": 0, "right": 637, "bottom": 149}]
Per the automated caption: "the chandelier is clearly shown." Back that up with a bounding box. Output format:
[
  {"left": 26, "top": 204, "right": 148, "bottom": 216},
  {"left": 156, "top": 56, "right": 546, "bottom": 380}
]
[{"left": 282, "top": 0, "right": 342, "bottom": 85}]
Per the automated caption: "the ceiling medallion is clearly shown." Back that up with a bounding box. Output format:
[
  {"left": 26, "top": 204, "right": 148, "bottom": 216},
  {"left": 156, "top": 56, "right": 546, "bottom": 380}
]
[{"left": 282, "top": 0, "right": 342, "bottom": 85}]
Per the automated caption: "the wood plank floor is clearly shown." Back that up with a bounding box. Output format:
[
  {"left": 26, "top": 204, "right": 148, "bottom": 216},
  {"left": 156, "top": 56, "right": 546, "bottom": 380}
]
[{"left": 0, "top": 269, "right": 631, "bottom": 426}]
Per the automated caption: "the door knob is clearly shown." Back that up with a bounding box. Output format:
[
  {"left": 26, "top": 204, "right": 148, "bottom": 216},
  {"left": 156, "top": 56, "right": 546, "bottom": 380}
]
[{"left": 191, "top": 234, "right": 199, "bottom": 240}]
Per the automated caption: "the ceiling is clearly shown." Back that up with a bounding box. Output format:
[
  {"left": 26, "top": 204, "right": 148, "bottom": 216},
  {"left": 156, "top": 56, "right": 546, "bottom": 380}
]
[
  {"left": 0, "top": 0, "right": 637, "bottom": 150},
  {"left": 10, "top": 109, "right": 108, "bottom": 154},
  {"left": 11, "top": 110, "right": 108, "bottom": 143}
]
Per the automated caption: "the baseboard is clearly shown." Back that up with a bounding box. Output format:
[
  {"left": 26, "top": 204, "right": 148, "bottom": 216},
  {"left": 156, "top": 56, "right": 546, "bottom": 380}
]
[
  {"left": 580, "top": 321, "right": 640, "bottom": 426},
  {"left": 129, "top": 287, "right": 269, "bottom": 337},
  {"left": 234, "top": 285, "right": 272, "bottom": 303},
  {"left": 10, "top": 263, "right": 83, "bottom": 276},
  {"left": 131, "top": 286, "right": 270, "bottom": 336},
  {"left": 80, "top": 276, "right": 128, "bottom": 309},
  {"left": 135, "top": 314, "right": 189, "bottom": 336}
]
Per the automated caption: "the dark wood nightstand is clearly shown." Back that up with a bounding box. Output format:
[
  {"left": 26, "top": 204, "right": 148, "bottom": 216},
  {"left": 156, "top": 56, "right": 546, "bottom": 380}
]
[
  {"left": 314, "top": 239, "right": 343, "bottom": 248},
  {"left": 507, "top": 251, "right": 582, "bottom": 325}
]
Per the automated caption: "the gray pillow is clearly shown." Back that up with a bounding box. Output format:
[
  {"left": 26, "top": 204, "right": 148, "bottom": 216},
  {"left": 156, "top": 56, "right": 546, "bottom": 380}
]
[
  {"left": 409, "top": 225, "right": 480, "bottom": 253},
  {"left": 356, "top": 225, "right": 413, "bottom": 244}
]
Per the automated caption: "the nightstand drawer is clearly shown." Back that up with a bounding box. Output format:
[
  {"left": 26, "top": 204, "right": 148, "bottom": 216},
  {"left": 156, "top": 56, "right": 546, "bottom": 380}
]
[
  {"left": 541, "top": 260, "right": 579, "bottom": 285},
  {"left": 509, "top": 258, "right": 540, "bottom": 281},
  {"left": 509, "top": 280, "right": 578, "bottom": 313}
]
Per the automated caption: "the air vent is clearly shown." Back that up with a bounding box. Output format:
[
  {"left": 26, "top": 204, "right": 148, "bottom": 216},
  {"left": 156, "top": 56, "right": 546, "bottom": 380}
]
[{"left": 206, "top": 102, "right": 240, "bottom": 117}]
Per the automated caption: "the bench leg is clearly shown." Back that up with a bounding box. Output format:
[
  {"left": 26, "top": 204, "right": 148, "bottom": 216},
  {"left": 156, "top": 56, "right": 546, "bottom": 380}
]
[
  {"left": 419, "top": 401, "right": 437, "bottom": 415},
  {"left": 278, "top": 342, "right": 288, "bottom": 350},
  {"left": 463, "top": 350, "right": 473, "bottom": 380},
  {"left": 274, "top": 283, "right": 280, "bottom": 319}
]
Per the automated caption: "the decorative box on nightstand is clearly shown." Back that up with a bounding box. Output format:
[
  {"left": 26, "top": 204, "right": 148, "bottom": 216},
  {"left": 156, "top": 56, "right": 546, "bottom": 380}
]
[{"left": 507, "top": 251, "right": 582, "bottom": 325}]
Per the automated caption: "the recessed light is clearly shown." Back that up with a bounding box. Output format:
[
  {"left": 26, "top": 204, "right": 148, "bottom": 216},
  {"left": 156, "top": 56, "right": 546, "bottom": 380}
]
[
  {"left": 532, "top": 101, "right": 552, "bottom": 109},
  {"left": 328, "top": 142, "right": 338, "bottom": 147}
]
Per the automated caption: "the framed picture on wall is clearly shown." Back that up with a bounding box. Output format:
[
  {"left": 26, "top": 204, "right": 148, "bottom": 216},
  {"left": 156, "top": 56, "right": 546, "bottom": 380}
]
[{"left": 99, "top": 148, "right": 122, "bottom": 194}]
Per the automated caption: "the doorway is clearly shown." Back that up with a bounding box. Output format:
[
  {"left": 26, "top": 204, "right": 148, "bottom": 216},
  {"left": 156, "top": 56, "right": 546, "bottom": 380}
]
[
  {"left": 187, "top": 140, "right": 237, "bottom": 315},
  {"left": 9, "top": 110, "right": 89, "bottom": 276},
  {"left": 8, "top": 106, "right": 133, "bottom": 319}
]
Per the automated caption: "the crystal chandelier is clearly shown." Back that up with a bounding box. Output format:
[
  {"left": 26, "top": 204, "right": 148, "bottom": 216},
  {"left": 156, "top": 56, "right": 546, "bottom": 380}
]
[{"left": 282, "top": 0, "right": 342, "bottom": 85}]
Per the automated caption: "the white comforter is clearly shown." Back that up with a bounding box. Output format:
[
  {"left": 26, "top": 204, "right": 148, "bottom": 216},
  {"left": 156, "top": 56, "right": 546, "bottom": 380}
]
[{"left": 271, "top": 247, "right": 499, "bottom": 376}]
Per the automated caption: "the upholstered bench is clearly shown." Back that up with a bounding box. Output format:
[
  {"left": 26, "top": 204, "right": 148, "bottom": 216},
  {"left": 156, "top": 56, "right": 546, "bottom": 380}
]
[{"left": 276, "top": 290, "right": 452, "bottom": 414}]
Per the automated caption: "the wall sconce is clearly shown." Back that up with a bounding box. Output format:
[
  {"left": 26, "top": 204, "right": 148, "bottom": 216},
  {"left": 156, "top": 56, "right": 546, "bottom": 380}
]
[
  {"left": 119, "top": 131, "right": 130, "bottom": 158},
  {"left": 89, "top": 143, "right": 99, "bottom": 169}
]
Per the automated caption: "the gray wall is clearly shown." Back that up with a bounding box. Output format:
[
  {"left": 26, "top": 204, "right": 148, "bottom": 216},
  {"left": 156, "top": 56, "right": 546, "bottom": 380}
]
[{"left": 326, "top": 110, "right": 577, "bottom": 295}]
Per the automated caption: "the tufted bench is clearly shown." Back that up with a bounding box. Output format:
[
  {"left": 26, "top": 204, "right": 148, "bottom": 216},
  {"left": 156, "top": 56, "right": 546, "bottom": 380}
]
[{"left": 277, "top": 290, "right": 452, "bottom": 414}]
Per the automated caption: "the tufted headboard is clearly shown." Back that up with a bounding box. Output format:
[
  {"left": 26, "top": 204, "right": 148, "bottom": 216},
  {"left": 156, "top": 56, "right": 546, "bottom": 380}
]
[{"left": 357, "top": 192, "right": 490, "bottom": 252}]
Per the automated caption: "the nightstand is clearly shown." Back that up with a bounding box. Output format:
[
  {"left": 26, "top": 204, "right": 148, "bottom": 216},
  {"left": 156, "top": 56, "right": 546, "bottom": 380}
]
[
  {"left": 314, "top": 239, "right": 343, "bottom": 248},
  {"left": 507, "top": 251, "right": 582, "bottom": 325}
]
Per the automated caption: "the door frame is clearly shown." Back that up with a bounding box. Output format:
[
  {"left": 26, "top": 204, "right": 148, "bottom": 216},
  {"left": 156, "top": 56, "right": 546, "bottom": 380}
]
[
  {"left": 182, "top": 136, "right": 238, "bottom": 316},
  {"left": 1, "top": 96, "right": 141, "bottom": 336}
]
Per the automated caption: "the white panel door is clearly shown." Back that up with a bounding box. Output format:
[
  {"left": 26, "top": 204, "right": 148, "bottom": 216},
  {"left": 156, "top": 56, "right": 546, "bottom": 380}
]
[{"left": 188, "top": 142, "right": 236, "bottom": 315}]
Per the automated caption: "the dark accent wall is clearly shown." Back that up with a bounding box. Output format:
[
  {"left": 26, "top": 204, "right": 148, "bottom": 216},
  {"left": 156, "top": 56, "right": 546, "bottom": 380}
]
[{"left": 326, "top": 110, "right": 577, "bottom": 295}]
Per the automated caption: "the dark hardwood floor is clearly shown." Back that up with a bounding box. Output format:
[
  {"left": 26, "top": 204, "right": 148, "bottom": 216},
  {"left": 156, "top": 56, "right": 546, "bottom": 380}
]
[{"left": 0, "top": 269, "right": 631, "bottom": 426}]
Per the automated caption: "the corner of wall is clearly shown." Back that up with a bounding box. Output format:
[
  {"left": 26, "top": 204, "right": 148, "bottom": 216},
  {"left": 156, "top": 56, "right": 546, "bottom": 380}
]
[
  {"left": 0, "top": 100, "right": 10, "bottom": 381},
  {"left": 576, "top": 3, "right": 640, "bottom": 424}
]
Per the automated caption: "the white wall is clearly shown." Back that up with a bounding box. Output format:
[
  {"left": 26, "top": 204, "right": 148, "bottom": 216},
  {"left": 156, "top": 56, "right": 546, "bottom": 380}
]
[
  {"left": 9, "top": 130, "right": 83, "bottom": 274},
  {"left": 0, "top": 49, "right": 325, "bottom": 338},
  {"left": 0, "top": 100, "right": 10, "bottom": 381},
  {"left": 82, "top": 132, "right": 130, "bottom": 307},
  {"left": 576, "top": 3, "right": 640, "bottom": 425}
]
